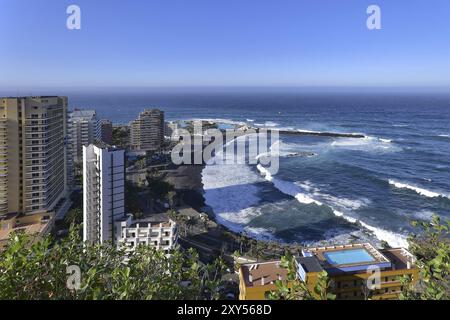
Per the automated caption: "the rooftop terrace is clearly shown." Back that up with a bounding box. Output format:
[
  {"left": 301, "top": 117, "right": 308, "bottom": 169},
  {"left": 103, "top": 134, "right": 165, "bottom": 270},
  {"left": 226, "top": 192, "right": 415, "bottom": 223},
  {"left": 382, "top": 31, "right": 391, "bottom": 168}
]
[{"left": 241, "top": 261, "right": 288, "bottom": 288}]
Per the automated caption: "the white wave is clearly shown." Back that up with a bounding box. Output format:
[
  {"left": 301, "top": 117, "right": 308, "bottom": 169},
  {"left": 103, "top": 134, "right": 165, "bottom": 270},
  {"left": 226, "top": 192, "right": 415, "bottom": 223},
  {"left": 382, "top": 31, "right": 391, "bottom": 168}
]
[
  {"left": 188, "top": 118, "right": 246, "bottom": 126},
  {"left": 438, "top": 134, "right": 450, "bottom": 138},
  {"left": 320, "top": 194, "right": 371, "bottom": 211},
  {"left": 308, "top": 229, "right": 377, "bottom": 248},
  {"left": 358, "top": 221, "right": 408, "bottom": 248},
  {"left": 254, "top": 139, "right": 304, "bottom": 160},
  {"left": 330, "top": 136, "right": 400, "bottom": 152},
  {"left": 257, "top": 164, "right": 322, "bottom": 206},
  {"left": 295, "top": 181, "right": 371, "bottom": 211},
  {"left": 243, "top": 227, "right": 277, "bottom": 241},
  {"left": 246, "top": 119, "right": 255, "bottom": 122},
  {"left": 254, "top": 121, "right": 280, "bottom": 128},
  {"left": 296, "top": 129, "right": 324, "bottom": 134},
  {"left": 202, "top": 133, "right": 267, "bottom": 233},
  {"left": 264, "top": 121, "right": 279, "bottom": 127},
  {"left": 256, "top": 166, "right": 409, "bottom": 248},
  {"left": 389, "top": 179, "right": 450, "bottom": 199}
]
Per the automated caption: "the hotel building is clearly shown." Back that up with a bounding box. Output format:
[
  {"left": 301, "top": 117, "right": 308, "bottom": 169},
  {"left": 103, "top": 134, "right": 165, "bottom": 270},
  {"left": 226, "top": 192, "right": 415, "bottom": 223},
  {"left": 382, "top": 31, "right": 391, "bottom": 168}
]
[
  {"left": 0, "top": 96, "right": 69, "bottom": 218},
  {"left": 130, "top": 109, "right": 164, "bottom": 152},
  {"left": 83, "top": 143, "right": 125, "bottom": 244},
  {"left": 239, "top": 243, "right": 419, "bottom": 300}
]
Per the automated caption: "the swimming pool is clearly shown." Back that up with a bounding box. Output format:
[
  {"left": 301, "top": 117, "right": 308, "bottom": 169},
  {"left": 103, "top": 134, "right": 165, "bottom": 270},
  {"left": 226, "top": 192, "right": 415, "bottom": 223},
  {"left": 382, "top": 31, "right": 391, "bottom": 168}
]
[{"left": 323, "top": 248, "right": 376, "bottom": 265}]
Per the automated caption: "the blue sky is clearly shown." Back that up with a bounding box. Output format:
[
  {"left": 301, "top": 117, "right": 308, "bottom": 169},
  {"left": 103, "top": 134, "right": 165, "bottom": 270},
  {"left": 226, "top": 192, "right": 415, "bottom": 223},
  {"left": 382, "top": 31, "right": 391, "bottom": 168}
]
[{"left": 1, "top": 0, "right": 450, "bottom": 90}]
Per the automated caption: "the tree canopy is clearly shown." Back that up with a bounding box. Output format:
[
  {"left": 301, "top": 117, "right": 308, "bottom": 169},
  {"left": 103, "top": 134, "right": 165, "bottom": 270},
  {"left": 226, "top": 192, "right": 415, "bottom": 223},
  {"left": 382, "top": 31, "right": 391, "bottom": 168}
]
[{"left": 0, "top": 227, "right": 227, "bottom": 300}]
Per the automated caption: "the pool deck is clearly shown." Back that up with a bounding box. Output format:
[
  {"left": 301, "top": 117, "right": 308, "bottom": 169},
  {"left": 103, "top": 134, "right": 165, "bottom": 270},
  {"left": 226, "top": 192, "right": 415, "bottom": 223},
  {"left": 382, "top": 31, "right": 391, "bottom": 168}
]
[{"left": 304, "top": 243, "right": 392, "bottom": 270}]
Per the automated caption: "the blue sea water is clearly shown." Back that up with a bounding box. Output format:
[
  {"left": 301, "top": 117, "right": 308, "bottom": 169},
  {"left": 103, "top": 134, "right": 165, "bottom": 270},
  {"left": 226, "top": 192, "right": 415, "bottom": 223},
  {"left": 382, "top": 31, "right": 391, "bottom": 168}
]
[{"left": 71, "top": 91, "right": 450, "bottom": 248}]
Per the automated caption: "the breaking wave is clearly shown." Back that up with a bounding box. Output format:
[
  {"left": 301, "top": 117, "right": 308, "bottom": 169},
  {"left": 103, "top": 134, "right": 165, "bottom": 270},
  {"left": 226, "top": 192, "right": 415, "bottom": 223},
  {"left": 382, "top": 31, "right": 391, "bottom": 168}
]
[
  {"left": 256, "top": 164, "right": 409, "bottom": 248},
  {"left": 389, "top": 179, "right": 450, "bottom": 200}
]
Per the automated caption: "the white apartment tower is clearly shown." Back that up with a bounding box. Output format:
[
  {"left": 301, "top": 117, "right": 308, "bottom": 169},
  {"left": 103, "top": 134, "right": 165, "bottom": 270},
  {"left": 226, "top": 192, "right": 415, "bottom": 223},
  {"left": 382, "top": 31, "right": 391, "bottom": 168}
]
[
  {"left": 0, "top": 96, "right": 68, "bottom": 218},
  {"left": 130, "top": 109, "right": 164, "bottom": 152},
  {"left": 69, "top": 110, "right": 101, "bottom": 162},
  {"left": 83, "top": 144, "right": 125, "bottom": 244}
]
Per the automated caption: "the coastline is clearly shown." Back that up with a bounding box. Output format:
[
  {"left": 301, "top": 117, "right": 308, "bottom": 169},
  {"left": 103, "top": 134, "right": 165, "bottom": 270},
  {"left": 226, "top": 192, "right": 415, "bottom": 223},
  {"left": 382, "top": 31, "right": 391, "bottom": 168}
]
[
  {"left": 166, "top": 120, "right": 413, "bottom": 251},
  {"left": 164, "top": 163, "right": 303, "bottom": 261}
]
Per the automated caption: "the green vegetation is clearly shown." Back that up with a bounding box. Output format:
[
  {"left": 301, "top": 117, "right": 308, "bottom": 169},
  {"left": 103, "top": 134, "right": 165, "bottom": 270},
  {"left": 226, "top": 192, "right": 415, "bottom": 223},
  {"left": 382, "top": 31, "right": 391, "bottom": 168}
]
[
  {"left": 146, "top": 174, "right": 174, "bottom": 200},
  {"left": 125, "top": 181, "right": 143, "bottom": 219},
  {"left": 0, "top": 227, "right": 227, "bottom": 300},
  {"left": 400, "top": 215, "right": 449, "bottom": 300},
  {"left": 64, "top": 208, "right": 83, "bottom": 227},
  {"left": 112, "top": 126, "right": 129, "bottom": 148}
]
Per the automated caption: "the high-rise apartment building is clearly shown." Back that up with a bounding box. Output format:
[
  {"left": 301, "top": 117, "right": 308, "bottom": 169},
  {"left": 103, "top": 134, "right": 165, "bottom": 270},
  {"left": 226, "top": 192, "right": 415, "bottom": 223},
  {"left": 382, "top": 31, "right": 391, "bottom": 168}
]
[
  {"left": 83, "top": 143, "right": 125, "bottom": 244},
  {"left": 0, "top": 96, "right": 69, "bottom": 218},
  {"left": 130, "top": 109, "right": 164, "bottom": 152},
  {"left": 69, "top": 109, "right": 100, "bottom": 162},
  {"left": 100, "top": 119, "right": 113, "bottom": 145}
]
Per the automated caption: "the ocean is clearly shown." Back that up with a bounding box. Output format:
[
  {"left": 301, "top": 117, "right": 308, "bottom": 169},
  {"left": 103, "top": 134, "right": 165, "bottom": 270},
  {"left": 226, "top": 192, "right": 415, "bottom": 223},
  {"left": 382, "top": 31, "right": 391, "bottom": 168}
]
[{"left": 70, "top": 91, "right": 450, "bottom": 248}]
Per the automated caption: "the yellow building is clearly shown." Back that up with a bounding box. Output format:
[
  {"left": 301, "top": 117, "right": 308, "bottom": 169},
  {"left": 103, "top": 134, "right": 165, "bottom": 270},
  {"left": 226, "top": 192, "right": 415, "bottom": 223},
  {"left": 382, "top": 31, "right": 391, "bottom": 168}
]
[
  {"left": 239, "top": 243, "right": 419, "bottom": 300},
  {"left": 239, "top": 261, "right": 289, "bottom": 300},
  {"left": 0, "top": 96, "right": 69, "bottom": 218}
]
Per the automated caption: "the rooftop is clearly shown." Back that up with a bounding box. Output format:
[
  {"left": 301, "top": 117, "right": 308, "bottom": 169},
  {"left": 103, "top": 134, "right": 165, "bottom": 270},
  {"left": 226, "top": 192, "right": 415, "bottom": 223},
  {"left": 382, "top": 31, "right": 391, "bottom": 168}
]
[
  {"left": 304, "top": 243, "right": 390, "bottom": 268},
  {"left": 118, "top": 213, "right": 175, "bottom": 229},
  {"left": 241, "top": 261, "right": 288, "bottom": 287},
  {"left": 297, "top": 256, "right": 324, "bottom": 273},
  {"left": 93, "top": 141, "right": 123, "bottom": 152},
  {"left": 0, "top": 213, "right": 53, "bottom": 250},
  {"left": 71, "top": 109, "right": 97, "bottom": 120},
  {"left": 240, "top": 243, "right": 417, "bottom": 289},
  {"left": 300, "top": 243, "right": 416, "bottom": 275}
]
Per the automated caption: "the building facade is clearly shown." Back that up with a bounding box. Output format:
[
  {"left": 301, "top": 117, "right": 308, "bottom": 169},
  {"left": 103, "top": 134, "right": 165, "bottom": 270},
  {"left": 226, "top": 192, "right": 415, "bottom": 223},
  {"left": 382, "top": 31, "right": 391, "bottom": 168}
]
[
  {"left": 0, "top": 96, "right": 69, "bottom": 218},
  {"left": 239, "top": 243, "right": 419, "bottom": 300},
  {"left": 100, "top": 119, "right": 113, "bottom": 145},
  {"left": 83, "top": 144, "right": 125, "bottom": 244},
  {"left": 115, "top": 214, "right": 178, "bottom": 254},
  {"left": 130, "top": 109, "right": 164, "bottom": 152},
  {"left": 69, "top": 109, "right": 101, "bottom": 163}
]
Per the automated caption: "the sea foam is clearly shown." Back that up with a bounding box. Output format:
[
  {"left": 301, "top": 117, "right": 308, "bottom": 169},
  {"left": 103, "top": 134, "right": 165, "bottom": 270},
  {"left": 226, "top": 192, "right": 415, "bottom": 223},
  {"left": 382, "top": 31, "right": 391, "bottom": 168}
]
[
  {"left": 256, "top": 164, "right": 409, "bottom": 248},
  {"left": 389, "top": 179, "right": 450, "bottom": 199}
]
